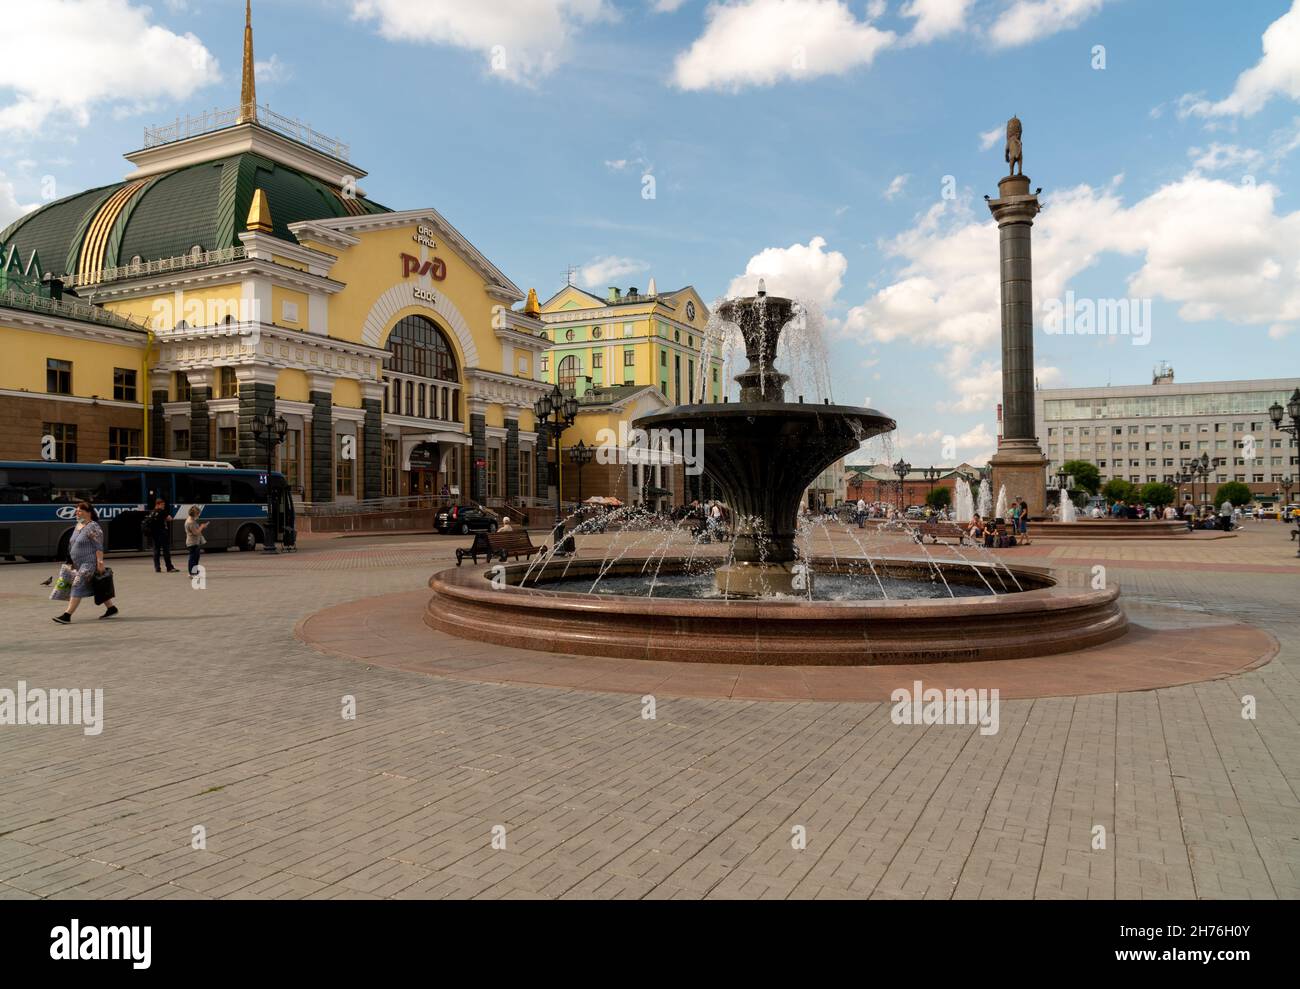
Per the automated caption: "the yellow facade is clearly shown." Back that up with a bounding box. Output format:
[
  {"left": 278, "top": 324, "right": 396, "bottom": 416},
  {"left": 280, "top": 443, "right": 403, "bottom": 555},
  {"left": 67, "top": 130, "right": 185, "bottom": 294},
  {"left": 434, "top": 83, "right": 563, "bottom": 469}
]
[
  {"left": 0, "top": 322, "right": 146, "bottom": 397},
  {"left": 538, "top": 284, "right": 722, "bottom": 405}
]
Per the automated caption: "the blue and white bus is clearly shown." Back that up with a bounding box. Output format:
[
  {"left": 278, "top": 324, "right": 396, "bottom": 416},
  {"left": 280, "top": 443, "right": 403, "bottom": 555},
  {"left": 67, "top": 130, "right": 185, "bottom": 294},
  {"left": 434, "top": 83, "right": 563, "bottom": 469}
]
[{"left": 0, "top": 458, "right": 286, "bottom": 562}]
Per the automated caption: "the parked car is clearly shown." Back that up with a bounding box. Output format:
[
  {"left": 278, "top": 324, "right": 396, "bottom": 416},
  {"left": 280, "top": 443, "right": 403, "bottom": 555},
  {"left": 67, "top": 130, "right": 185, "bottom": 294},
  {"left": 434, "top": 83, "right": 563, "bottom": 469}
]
[{"left": 436, "top": 504, "right": 499, "bottom": 535}]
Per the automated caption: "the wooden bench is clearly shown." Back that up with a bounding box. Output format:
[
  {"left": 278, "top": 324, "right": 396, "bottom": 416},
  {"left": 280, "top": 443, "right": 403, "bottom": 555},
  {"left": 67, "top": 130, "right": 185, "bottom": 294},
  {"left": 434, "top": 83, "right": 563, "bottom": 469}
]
[
  {"left": 912, "top": 521, "right": 970, "bottom": 545},
  {"left": 456, "top": 529, "right": 542, "bottom": 565}
]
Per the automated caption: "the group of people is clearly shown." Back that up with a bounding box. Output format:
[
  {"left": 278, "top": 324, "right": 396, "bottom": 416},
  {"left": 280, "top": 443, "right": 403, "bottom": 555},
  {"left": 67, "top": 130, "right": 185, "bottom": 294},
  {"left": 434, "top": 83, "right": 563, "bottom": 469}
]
[
  {"left": 965, "top": 513, "right": 1025, "bottom": 548},
  {"left": 49, "top": 498, "right": 210, "bottom": 625},
  {"left": 1096, "top": 499, "right": 1239, "bottom": 531},
  {"left": 683, "top": 499, "right": 729, "bottom": 542},
  {"left": 962, "top": 499, "right": 1032, "bottom": 548},
  {"left": 847, "top": 499, "right": 956, "bottom": 527}
]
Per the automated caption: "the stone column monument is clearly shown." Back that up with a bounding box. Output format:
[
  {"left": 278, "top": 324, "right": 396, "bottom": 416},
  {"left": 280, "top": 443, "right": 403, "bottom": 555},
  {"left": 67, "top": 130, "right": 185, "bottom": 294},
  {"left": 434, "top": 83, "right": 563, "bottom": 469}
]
[{"left": 986, "top": 116, "right": 1048, "bottom": 517}]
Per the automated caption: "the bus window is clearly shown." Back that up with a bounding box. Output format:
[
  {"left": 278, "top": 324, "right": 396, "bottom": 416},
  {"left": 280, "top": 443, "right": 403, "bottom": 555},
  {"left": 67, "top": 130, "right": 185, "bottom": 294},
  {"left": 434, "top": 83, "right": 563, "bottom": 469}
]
[
  {"left": 230, "top": 475, "right": 268, "bottom": 504},
  {"left": 51, "top": 471, "right": 108, "bottom": 504},
  {"left": 144, "top": 473, "right": 177, "bottom": 506},
  {"left": 97, "top": 472, "right": 143, "bottom": 504},
  {"left": 176, "top": 473, "right": 231, "bottom": 503},
  {"left": 0, "top": 469, "right": 52, "bottom": 503},
  {"left": 51, "top": 471, "right": 142, "bottom": 504}
]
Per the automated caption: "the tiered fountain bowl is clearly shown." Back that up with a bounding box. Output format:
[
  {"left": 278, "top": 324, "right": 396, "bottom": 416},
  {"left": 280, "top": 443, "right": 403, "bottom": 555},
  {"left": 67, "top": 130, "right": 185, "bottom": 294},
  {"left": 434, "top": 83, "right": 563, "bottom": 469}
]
[{"left": 424, "top": 287, "right": 1127, "bottom": 665}]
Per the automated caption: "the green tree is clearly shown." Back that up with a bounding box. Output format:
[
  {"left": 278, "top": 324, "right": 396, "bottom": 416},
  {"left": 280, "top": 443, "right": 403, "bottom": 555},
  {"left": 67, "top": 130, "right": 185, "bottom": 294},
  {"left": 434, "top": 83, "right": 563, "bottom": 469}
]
[
  {"left": 1214, "top": 481, "right": 1253, "bottom": 507},
  {"left": 1100, "top": 478, "right": 1134, "bottom": 503},
  {"left": 925, "top": 486, "right": 952, "bottom": 509},
  {"left": 1138, "top": 481, "right": 1176, "bottom": 508},
  {"left": 1061, "top": 459, "right": 1101, "bottom": 496}
]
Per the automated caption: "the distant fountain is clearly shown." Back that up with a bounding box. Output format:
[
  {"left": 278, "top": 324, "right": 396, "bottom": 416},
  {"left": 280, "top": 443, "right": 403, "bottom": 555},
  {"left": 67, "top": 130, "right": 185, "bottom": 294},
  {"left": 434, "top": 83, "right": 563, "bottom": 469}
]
[
  {"left": 977, "top": 479, "right": 993, "bottom": 519},
  {"left": 1059, "top": 487, "right": 1078, "bottom": 523},
  {"left": 995, "top": 485, "right": 1008, "bottom": 521},
  {"left": 954, "top": 478, "right": 974, "bottom": 522}
]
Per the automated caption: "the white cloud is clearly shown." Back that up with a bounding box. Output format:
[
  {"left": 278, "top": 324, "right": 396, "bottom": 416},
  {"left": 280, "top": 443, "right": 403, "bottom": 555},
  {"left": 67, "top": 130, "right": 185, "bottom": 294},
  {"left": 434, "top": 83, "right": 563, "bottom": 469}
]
[
  {"left": 886, "top": 422, "right": 997, "bottom": 466},
  {"left": 979, "top": 125, "right": 1003, "bottom": 150},
  {"left": 1188, "top": 143, "right": 1263, "bottom": 173},
  {"left": 604, "top": 159, "right": 630, "bottom": 170},
  {"left": 867, "top": 0, "right": 887, "bottom": 17},
  {"left": 727, "top": 235, "right": 847, "bottom": 309},
  {"left": 845, "top": 171, "right": 1300, "bottom": 372},
  {"left": 650, "top": 0, "right": 689, "bottom": 11},
  {"left": 901, "top": 0, "right": 974, "bottom": 45},
  {"left": 254, "top": 54, "right": 292, "bottom": 86},
  {"left": 883, "top": 173, "right": 910, "bottom": 199},
  {"left": 1180, "top": 1, "right": 1300, "bottom": 118},
  {"left": 0, "top": 173, "right": 41, "bottom": 228},
  {"left": 579, "top": 255, "right": 650, "bottom": 289},
  {"left": 672, "top": 0, "right": 895, "bottom": 91},
  {"left": 352, "top": 0, "right": 615, "bottom": 84},
  {"left": 988, "top": 0, "right": 1107, "bottom": 48},
  {"left": 0, "top": 0, "right": 219, "bottom": 135}
]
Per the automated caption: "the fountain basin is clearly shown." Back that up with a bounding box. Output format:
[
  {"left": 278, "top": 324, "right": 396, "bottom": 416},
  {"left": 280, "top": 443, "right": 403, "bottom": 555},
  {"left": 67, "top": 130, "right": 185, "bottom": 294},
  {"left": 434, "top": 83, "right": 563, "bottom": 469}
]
[{"left": 424, "top": 557, "right": 1127, "bottom": 666}]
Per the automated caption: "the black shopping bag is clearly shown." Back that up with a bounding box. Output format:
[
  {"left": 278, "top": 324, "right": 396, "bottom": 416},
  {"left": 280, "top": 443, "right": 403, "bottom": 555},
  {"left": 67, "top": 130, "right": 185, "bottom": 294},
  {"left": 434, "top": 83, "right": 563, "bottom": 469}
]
[{"left": 92, "top": 567, "right": 116, "bottom": 605}]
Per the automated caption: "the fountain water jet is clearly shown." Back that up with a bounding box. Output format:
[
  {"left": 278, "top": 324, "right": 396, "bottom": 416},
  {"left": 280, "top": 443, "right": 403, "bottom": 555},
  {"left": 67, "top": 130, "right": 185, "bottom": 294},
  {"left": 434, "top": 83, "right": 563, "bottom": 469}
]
[{"left": 636, "top": 285, "right": 895, "bottom": 595}]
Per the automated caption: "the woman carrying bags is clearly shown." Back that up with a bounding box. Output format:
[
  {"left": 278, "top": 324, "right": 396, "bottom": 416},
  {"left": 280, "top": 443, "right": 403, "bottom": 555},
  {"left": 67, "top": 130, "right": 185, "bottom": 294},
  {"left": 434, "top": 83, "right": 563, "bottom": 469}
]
[
  {"left": 51, "top": 502, "right": 118, "bottom": 624},
  {"left": 185, "top": 506, "right": 209, "bottom": 576}
]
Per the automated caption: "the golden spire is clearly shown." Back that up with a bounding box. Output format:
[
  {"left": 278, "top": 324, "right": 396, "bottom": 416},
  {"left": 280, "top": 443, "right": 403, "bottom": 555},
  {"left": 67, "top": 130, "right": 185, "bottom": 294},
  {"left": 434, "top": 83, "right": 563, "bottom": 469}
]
[
  {"left": 238, "top": 0, "right": 257, "bottom": 123},
  {"left": 246, "top": 188, "right": 273, "bottom": 233},
  {"left": 524, "top": 287, "right": 540, "bottom": 317}
]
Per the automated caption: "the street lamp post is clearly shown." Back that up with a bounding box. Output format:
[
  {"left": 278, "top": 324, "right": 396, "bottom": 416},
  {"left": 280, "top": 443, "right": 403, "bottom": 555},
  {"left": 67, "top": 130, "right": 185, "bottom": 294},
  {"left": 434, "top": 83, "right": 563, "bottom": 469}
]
[
  {"left": 533, "top": 382, "right": 578, "bottom": 551},
  {"left": 1269, "top": 387, "right": 1300, "bottom": 554},
  {"left": 892, "top": 458, "right": 911, "bottom": 513},
  {"left": 922, "top": 466, "right": 941, "bottom": 504},
  {"left": 568, "top": 439, "right": 594, "bottom": 506},
  {"left": 251, "top": 411, "right": 288, "bottom": 554}
]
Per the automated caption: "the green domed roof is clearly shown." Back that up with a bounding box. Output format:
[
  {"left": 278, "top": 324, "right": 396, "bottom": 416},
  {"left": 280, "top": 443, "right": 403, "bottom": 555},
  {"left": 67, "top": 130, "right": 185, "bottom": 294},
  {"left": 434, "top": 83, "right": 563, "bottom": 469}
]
[{"left": 0, "top": 152, "right": 389, "bottom": 282}]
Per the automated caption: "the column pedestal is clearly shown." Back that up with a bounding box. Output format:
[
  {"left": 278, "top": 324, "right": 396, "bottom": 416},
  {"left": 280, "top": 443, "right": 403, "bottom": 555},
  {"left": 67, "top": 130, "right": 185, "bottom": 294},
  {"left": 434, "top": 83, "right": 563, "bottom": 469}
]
[{"left": 990, "top": 438, "right": 1048, "bottom": 519}]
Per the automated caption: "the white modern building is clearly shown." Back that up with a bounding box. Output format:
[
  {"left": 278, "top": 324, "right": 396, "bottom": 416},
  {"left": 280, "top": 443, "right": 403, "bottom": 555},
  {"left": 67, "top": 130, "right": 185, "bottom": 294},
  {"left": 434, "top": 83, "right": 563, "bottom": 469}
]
[{"left": 1035, "top": 364, "right": 1300, "bottom": 501}]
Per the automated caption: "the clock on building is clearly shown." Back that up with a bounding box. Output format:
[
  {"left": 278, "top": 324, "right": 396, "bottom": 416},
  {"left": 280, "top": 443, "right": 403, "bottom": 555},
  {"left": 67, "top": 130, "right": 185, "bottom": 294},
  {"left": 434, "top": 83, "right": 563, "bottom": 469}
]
[{"left": 685, "top": 301, "right": 696, "bottom": 321}]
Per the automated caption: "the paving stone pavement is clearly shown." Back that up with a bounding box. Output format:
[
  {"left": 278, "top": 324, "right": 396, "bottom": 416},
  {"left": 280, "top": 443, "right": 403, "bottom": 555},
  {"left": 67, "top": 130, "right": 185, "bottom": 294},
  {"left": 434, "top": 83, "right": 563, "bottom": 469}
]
[{"left": 1, "top": 526, "right": 1297, "bottom": 900}]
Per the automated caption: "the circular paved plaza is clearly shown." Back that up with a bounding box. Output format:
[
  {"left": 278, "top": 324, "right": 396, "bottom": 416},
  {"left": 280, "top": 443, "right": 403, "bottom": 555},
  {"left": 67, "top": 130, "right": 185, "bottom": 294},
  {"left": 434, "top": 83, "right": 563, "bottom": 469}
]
[{"left": 1, "top": 524, "right": 1297, "bottom": 899}]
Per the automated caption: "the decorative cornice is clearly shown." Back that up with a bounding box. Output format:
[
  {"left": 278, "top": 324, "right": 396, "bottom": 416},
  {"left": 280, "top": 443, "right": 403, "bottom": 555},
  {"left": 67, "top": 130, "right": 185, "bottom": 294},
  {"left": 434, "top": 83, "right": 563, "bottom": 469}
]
[
  {"left": 0, "top": 303, "right": 148, "bottom": 346},
  {"left": 80, "top": 257, "right": 345, "bottom": 303},
  {"left": 151, "top": 321, "right": 387, "bottom": 382},
  {"left": 238, "top": 231, "right": 340, "bottom": 276},
  {"left": 465, "top": 366, "right": 551, "bottom": 410},
  {"left": 123, "top": 120, "right": 368, "bottom": 190}
]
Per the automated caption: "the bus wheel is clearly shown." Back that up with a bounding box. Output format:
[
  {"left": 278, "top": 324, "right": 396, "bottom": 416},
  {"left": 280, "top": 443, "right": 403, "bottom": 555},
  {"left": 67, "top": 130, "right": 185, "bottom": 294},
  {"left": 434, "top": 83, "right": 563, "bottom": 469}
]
[
  {"left": 236, "top": 525, "right": 260, "bottom": 552},
  {"left": 56, "top": 531, "right": 72, "bottom": 564}
]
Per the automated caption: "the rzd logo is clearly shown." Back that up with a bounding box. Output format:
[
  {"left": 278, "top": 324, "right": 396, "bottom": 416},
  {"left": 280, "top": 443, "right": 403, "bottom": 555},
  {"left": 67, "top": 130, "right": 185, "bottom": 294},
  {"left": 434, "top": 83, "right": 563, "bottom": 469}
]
[{"left": 401, "top": 252, "right": 446, "bottom": 281}]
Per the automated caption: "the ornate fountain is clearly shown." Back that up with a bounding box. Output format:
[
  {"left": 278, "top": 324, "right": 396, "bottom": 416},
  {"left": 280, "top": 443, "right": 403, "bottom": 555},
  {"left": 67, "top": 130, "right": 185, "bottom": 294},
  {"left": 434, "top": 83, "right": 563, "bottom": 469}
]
[
  {"left": 422, "top": 282, "right": 1127, "bottom": 665},
  {"left": 636, "top": 283, "right": 895, "bottom": 595}
]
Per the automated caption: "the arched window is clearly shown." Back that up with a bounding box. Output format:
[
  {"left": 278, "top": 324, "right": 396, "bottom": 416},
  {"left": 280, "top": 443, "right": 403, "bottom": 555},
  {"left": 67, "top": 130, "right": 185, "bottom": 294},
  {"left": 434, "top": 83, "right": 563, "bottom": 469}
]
[
  {"left": 557, "top": 355, "right": 581, "bottom": 391},
  {"left": 387, "top": 314, "right": 459, "bottom": 381}
]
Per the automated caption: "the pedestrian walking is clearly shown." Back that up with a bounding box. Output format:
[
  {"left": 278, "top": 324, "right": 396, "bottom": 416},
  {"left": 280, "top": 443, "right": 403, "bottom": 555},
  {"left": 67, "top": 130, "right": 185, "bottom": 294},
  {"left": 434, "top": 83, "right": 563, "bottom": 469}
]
[
  {"left": 51, "top": 501, "right": 117, "bottom": 623},
  {"left": 145, "top": 497, "right": 179, "bottom": 573},
  {"left": 185, "top": 506, "right": 209, "bottom": 575},
  {"left": 1219, "top": 499, "right": 1233, "bottom": 531}
]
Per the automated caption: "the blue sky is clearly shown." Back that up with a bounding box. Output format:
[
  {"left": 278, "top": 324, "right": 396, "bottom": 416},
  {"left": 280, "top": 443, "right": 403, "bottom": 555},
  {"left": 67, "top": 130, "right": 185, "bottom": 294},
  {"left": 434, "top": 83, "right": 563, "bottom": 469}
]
[{"left": 3, "top": 0, "right": 1299, "bottom": 466}]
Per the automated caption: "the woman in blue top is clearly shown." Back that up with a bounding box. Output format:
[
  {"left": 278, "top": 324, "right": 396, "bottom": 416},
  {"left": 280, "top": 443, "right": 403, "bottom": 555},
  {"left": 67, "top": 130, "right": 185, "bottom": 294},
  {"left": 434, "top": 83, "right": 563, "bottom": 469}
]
[{"left": 52, "top": 502, "right": 118, "bottom": 624}]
